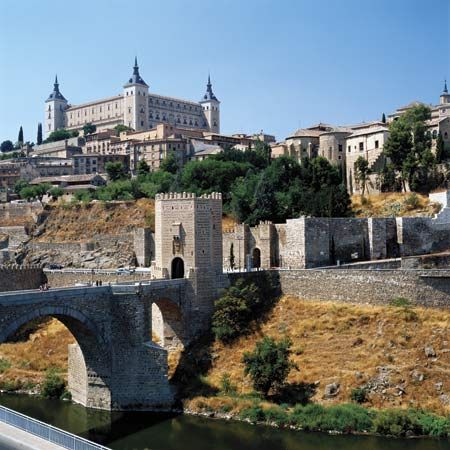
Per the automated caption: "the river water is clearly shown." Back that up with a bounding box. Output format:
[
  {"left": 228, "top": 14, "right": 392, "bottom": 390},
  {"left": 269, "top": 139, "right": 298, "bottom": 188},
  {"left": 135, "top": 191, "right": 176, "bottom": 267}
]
[{"left": 0, "top": 394, "right": 449, "bottom": 450}]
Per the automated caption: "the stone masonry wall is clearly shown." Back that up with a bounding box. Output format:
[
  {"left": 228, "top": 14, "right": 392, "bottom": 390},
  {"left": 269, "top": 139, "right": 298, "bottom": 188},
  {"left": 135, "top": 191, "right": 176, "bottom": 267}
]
[
  {"left": 0, "top": 266, "right": 46, "bottom": 292},
  {"left": 278, "top": 269, "right": 450, "bottom": 308}
]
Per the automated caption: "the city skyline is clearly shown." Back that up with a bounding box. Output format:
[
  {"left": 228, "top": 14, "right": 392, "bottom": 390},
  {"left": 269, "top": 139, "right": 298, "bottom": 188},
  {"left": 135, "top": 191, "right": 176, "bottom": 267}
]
[{"left": 0, "top": 0, "right": 449, "bottom": 143}]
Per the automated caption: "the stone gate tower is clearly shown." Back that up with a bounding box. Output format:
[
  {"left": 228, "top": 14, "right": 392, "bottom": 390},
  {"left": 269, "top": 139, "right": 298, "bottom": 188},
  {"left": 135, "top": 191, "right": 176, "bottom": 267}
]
[{"left": 153, "top": 192, "right": 224, "bottom": 337}]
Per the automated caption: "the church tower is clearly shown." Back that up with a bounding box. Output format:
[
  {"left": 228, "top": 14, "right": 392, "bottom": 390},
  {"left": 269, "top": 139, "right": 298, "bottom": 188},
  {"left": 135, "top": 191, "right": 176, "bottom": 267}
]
[
  {"left": 440, "top": 80, "right": 450, "bottom": 105},
  {"left": 200, "top": 75, "right": 220, "bottom": 133},
  {"left": 123, "top": 57, "right": 149, "bottom": 132},
  {"left": 44, "top": 75, "right": 68, "bottom": 138}
]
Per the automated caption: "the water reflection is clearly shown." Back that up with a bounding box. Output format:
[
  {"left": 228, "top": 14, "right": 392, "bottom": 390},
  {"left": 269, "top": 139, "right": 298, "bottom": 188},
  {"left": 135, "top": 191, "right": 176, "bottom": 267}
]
[{"left": 0, "top": 394, "right": 448, "bottom": 450}]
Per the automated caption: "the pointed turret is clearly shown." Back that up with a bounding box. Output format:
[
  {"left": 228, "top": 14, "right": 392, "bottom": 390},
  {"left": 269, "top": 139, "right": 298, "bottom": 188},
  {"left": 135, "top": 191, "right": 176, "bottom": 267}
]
[
  {"left": 199, "top": 74, "right": 220, "bottom": 133},
  {"left": 440, "top": 79, "right": 450, "bottom": 105},
  {"left": 202, "top": 74, "right": 218, "bottom": 101},
  {"left": 46, "top": 74, "right": 67, "bottom": 102},
  {"left": 124, "top": 57, "right": 148, "bottom": 87}
]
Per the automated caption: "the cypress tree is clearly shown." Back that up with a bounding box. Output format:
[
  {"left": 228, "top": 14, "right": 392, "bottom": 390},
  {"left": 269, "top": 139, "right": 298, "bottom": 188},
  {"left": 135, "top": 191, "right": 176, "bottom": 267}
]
[
  {"left": 381, "top": 113, "right": 386, "bottom": 124},
  {"left": 435, "top": 132, "right": 444, "bottom": 163},
  {"left": 37, "top": 123, "right": 43, "bottom": 145},
  {"left": 18, "top": 126, "right": 24, "bottom": 144}
]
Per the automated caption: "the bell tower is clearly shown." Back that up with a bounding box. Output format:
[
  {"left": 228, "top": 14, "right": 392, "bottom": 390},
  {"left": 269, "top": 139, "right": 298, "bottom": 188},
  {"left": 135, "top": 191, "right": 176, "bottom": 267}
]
[
  {"left": 44, "top": 75, "right": 68, "bottom": 138},
  {"left": 200, "top": 75, "right": 220, "bottom": 133},
  {"left": 123, "top": 57, "right": 149, "bottom": 131}
]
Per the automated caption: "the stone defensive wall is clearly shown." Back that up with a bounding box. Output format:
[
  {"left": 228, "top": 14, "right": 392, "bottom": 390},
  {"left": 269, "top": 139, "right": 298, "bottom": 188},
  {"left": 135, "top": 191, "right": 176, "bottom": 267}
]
[
  {"left": 46, "top": 271, "right": 152, "bottom": 288},
  {"left": 276, "top": 269, "right": 450, "bottom": 308},
  {"left": 0, "top": 202, "right": 43, "bottom": 225},
  {"left": 0, "top": 265, "right": 46, "bottom": 292}
]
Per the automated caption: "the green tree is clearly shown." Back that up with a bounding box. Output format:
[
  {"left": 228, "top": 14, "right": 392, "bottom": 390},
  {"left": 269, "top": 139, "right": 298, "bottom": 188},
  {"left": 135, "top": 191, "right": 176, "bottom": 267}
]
[
  {"left": 243, "top": 336, "right": 297, "bottom": 397},
  {"left": 83, "top": 123, "right": 96, "bottom": 136},
  {"left": 383, "top": 105, "right": 432, "bottom": 191},
  {"left": 435, "top": 132, "right": 445, "bottom": 163},
  {"left": 14, "top": 179, "right": 29, "bottom": 195},
  {"left": 70, "top": 130, "right": 79, "bottom": 138},
  {"left": 137, "top": 159, "right": 150, "bottom": 176},
  {"left": 1, "top": 140, "right": 14, "bottom": 153},
  {"left": 18, "top": 126, "right": 23, "bottom": 145},
  {"left": 160, "top": 151, "right": 179, "bottom": 174},
  {"left": 114, "top": 124, "right": 132, "bottom": 136},
  {"left": 44, "top": 129, "right": 71, "bottom": 143},
  {"left": 105, "top": 161, "right": 128, "bottom": 181},
  {"left": 381, "top": 113, "right": 386, "bottom": 124},
  {"left": 354, "top": 156, "right": 371, "bottom": 196},
  {"left": 41, "top": 369, "right": 66, "bottom": 399},
  {"left": 49, "top": 187, "right": 64, "bottom": 198},
  {"left": 229, "top": 243, "right": 235, "bottom": 269},
  {"left": 37, "top": 123, "right": 43, "bottom": 145},
  {"left": 253, "top": 140, "right": 272, "bottom": 168}
]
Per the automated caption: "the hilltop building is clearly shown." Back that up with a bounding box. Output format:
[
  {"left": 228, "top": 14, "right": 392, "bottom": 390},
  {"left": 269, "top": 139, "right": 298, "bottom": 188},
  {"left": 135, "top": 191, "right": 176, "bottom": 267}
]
[
  {"left": 272, "top": 82, "right": 450, "bottom": 195},
  {"left": 44, "top": 59, "right": 220, "bottom": 138}
]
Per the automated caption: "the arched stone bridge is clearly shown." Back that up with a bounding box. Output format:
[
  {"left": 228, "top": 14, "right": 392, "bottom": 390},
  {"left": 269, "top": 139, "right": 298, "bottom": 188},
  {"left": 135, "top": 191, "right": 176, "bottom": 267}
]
[{"left": 0, "top": 279, "right": 201, "bottom": 411}]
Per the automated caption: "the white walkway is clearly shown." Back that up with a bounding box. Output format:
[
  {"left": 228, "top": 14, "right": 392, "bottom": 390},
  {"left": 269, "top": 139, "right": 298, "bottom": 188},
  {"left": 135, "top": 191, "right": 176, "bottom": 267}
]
[{"left": 0, "top": 421, "right": 64, "bottom": 449}]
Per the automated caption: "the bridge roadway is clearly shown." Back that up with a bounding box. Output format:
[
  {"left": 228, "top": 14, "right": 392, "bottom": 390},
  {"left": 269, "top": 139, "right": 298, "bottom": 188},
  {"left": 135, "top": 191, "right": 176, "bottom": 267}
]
[{"left": 0, "top": 421, "right": 66, "bottom": 450}]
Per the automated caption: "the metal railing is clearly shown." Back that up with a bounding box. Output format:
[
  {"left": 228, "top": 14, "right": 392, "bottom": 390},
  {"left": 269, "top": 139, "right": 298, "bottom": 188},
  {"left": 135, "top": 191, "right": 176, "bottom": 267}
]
[{"left": 0, "top": 405, "right": 110, "bottom": 450}]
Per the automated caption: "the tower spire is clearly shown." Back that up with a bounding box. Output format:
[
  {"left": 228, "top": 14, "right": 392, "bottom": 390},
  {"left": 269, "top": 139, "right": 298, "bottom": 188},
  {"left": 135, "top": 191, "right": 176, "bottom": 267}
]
[
  {"left": 46, "top": 74, "right": 66, "bottom": 102},
  {"left": 444, "top": 79, "right": 448, "bottom": 94},
  {"left": 125, "top": 57, "right": 148, "bottom": 87},
  {"left": 202, "top": 74, "right": 217, "bottom": 101}
]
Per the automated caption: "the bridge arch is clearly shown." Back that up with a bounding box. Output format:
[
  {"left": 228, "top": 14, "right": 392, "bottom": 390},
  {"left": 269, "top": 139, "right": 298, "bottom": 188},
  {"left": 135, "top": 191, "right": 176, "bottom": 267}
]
[
  {"left": 152, "top": 298, "right": 185, "bottom": 351},
  {"left": 0, "top": 305, "right": 111, "bottom": 410}
]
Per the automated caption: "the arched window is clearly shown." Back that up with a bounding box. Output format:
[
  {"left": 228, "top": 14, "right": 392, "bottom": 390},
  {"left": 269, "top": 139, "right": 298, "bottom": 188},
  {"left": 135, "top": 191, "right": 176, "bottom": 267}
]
[{"left": 432, "top": 130, "right": 438, "bottom": 139}]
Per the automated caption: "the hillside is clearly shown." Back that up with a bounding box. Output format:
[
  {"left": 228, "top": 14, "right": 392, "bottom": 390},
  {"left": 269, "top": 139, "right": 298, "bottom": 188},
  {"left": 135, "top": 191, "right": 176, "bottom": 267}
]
[
  {"left": 351, "top": 192, "right": 441, "bottom": 218},
  {"left": 184, "top": 296, "right": 450, "bottom": 416},
  {"left": 1, "top": 297, "right": 449, "bottom": 416},
  {"left": 35, "top": 199, "right": 155, "bottom": 242}
]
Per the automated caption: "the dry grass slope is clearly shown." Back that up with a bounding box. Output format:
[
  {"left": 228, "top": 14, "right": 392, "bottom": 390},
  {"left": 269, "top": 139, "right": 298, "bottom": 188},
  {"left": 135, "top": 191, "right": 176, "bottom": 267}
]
[
  {"left": 352, "top": 192, "right": 441, "bottom": 218},
  {"left": 188, "top": 296, "right": 450, "bottom": 415},
  {"left": 36, "top": 199, "right": 155, "bottom": 242}
]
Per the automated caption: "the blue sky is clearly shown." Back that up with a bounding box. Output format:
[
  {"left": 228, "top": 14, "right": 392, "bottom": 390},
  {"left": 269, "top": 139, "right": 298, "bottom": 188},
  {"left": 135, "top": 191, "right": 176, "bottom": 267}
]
[{"left": 0, "top": 0, "right": 448, "bottom": 143}]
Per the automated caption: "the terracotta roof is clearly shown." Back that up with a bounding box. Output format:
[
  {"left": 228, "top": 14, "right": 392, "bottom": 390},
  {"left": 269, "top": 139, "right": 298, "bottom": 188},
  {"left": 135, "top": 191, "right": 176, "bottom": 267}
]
[{"left": 347, "top": 126, "right": 389, "bottom": 138}]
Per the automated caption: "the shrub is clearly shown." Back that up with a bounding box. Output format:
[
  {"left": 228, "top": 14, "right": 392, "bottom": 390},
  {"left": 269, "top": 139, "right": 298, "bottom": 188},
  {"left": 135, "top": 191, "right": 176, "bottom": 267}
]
[
  {"left": 390, "top": 297, "right": 411, "bottom": 307},
  {"left": 351, "top": 387, "right": 368, "bottom": 404},
  {"left": 404, "top": 193, "right": 420, "bottom": 210},
  {"left": 239, "top": 405, "right": 265, "bottom": 423},
  {"left": 220, "top": 373, "right": 237, "bottom": 395},
  {"left": 415, "top": 411, "right": 450, "bottom": 437},
  {"left": 212, "top": 276, "right": 279, "bottom": 342},
  {"left": 41, "top": 368, "right": 66, "bottom": 399},
  {"left": 372, "top": 408, "right": 422, "bottom": 437},
  {"left": 0, "top": 358, "right": 11, "bottom": 373},
  {"left": 242, "top": 336, "right": 297, "bottom": 397},
  {"left": 264, "top": 406, "right": 289, "bottom": 426},
  {"left": 290, "top": 403, "right": 373, "bottom": 433}
]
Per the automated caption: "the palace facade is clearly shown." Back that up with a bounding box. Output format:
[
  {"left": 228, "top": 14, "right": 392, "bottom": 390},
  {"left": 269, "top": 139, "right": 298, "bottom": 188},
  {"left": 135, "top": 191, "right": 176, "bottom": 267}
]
[{"left": 44, "top": 59, "right": 220, "bottom": 138}]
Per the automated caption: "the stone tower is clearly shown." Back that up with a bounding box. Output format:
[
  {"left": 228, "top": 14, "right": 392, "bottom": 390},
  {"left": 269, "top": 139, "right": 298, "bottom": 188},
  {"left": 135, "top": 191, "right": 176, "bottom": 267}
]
[
  {"left": 123, "top": 57, "right": 149, "bottom": 132},
  {"left": 440, "top": 80, "right": 450, "bottom": 105},
  {"left": 153, "top": 192, "right": 223, "bottom": 336},
  {"left": 45, "top": 75, "right": 68, "bottom": 138},
  {"left": 200, "top": 75, "right": 220, "bottom": 133}
]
